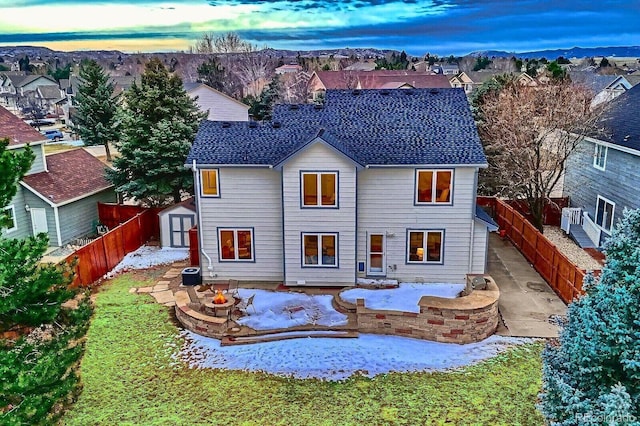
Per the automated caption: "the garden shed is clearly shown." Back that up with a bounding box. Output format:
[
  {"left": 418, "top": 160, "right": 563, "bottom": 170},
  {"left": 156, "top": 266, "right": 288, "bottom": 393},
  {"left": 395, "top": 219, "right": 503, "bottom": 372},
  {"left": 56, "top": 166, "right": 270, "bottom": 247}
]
[{"left": 158, "top": 197, "right": 197, "bottom": 248}]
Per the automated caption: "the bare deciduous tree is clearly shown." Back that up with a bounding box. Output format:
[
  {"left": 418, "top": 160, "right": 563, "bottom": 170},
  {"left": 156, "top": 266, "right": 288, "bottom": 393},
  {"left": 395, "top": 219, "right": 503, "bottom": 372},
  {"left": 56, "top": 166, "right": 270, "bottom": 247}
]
[{"left": 476, "top": 78, "right": 605, "bottom": 232}]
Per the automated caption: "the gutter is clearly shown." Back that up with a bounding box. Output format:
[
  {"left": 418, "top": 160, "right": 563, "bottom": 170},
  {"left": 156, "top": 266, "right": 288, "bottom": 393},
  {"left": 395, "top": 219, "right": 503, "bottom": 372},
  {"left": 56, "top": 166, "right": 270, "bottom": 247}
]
[{"left": 192, "top": 159, "right": 214, "bottom": 278}]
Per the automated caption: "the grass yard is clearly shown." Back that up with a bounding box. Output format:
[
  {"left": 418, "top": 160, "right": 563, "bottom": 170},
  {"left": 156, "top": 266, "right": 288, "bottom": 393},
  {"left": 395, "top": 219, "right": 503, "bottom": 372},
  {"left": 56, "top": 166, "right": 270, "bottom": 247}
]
[{"left": 61, "top": 273, "right": 545, "bottom": 426}]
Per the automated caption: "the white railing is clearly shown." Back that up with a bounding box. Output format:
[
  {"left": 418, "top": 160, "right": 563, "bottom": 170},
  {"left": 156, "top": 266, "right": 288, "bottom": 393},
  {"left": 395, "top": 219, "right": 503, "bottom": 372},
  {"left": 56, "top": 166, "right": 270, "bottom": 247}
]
[
  {"left": 582, "top": 212, "right": 602, "bottom": 247},
  {"left": 561, "top": 207, "right": 582, "bottom": 233}
]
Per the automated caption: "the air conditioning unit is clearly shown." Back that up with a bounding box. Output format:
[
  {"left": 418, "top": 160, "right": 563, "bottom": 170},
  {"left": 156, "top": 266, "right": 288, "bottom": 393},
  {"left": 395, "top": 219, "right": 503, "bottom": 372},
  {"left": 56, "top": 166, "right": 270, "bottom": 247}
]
[{"left": 182, "top": 267, "right": 201, "bottom": 286}]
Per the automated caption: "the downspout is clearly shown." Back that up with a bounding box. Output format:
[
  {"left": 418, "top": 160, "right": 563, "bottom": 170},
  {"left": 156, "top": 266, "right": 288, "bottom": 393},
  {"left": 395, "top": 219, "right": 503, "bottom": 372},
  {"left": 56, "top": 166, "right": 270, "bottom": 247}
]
[
  {"left": 192, "top": 160, "right": 213, "bottom": 278},
  {"left": 53, "top": 205, "right": 62, "bottom": 247},
  {"left": 468, "top": 219, "right": 475, "bottom": 274}
]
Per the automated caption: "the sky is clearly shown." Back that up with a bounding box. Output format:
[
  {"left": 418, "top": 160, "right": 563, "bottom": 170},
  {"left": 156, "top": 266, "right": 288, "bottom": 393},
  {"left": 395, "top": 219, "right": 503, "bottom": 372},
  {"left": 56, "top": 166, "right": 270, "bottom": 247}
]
[{"left": 0, "top": 0, "right": 638, "bottom": 55}]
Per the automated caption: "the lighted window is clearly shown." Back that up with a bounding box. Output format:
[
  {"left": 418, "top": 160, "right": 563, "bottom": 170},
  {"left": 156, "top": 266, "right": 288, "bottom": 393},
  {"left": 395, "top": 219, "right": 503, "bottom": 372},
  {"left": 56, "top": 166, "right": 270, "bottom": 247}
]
[
  {"left": 408, "top": 230, "right": 443, "bottom": 263},
  {"left": 302, "top": 172, "right": 337, "bottom": 207},
  {"left": 218, "top": 228, "right": 253, "bottom": 261},
  {"left": 593, "top": 144, "right": 607, "bottom": 170},
  {"left": 302, "top": 233, "right": 337, "bottom": 267},
  {"left": 201, "top": 170, "right": 219, "bottom": 197},
  {"left": 3, "top": 205, "right": 17, "bottom": 233},
  {"left": 595, "top": 196, "right": 615, "bottom": 232},
  {"left": 416, "top": 170, "right": 452, "bottom": 204}
]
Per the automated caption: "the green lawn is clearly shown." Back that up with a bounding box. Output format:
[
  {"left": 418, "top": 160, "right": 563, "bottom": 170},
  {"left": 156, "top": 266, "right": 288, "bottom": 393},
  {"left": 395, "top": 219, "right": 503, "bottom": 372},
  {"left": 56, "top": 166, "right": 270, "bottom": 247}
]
[{"left": 61, "top": 273, "right": 545, "bottom": 426}]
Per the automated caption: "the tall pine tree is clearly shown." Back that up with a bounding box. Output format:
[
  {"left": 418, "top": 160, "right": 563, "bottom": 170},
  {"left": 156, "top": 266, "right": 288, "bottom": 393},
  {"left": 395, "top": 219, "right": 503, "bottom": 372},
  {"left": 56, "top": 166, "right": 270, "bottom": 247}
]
[
  {"left": 107, "top": 58, "right": 205, "bottom": 207},
  {"left": 539, "top": 208, "right": 640, "bottom": 425},
  {"left": 73, "top": 60, "right": 118, "bottom": 161}
]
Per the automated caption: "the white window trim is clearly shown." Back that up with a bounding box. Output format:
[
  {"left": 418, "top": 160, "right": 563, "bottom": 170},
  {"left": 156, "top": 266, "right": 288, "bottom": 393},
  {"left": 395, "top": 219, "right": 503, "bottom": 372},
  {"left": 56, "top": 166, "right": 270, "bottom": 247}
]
[
  {"left": 200, "top": 169, "right": 220, "bottom": 198},
  {"left": 415, "top": 169, "right": 453, "bottom": 205},
  {"left": 4, "top": 205, "right": 17, "bottom": 233},
  {"left": 593, "top": 143, "right": 607, "bottom": 171},
  {"left": 302, "top": 232, "right": 338, "bottom": 267},
  {"left": 595, "top": 195, "right": 615, "bottom": 233},
  {"left": 407, "top": 229, "right": 444, "bottom": 264},
  {"left": 301, "top": 172, "right": 338, "bottom": 208},
  {"left": 217, "top": 228, "right": 254, "bottom": 262}
]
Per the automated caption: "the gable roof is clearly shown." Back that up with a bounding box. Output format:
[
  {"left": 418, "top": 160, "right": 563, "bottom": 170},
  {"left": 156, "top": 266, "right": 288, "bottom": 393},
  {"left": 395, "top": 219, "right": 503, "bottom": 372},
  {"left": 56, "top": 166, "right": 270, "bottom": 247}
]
[
  {"left": 16, "top": 74, "right": 57, "bottom": 88},
  {"left": 183, "top": 82, "right": 250, "bottom": 110},
  {"left": 311, "top": 71, "right": 451, "bottom": 90},
  {"left": 0, "top": 105, "right": 46, "bottom": 147},
  {"left": 21, "top": 148, "right": 112, "bottom": 206},
  {"left": 569, "top": 71, "right": 617, "bottom": 95},
  {"left": 188, "top": 88, "right": 486, "bottom": 167},
  {"left": 37, "top": 85, "right": 64, "bottom": 100},
  {"left": 592, "top": 84, "right": 640, "bottom": 152}
]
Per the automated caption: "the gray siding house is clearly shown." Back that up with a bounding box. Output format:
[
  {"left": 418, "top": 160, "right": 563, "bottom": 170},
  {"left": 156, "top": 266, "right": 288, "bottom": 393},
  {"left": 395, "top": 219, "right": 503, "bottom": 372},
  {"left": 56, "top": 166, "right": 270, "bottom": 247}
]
[
  {"left": 186, "top": 88, "right": 496, "bottom": 287},
  {"left": 563, "top": 84, "right": 640, "bottom": 247},
  {"left": 1, "top": 106, "right": 116, "bottom": 246}
]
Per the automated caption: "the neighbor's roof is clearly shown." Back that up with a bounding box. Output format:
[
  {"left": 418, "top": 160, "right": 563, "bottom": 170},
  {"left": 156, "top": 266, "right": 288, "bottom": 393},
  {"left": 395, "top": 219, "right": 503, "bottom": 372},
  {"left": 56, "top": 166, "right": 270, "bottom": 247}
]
[
  {"left": 312, "top": 70, "right": 451, "bottom": 90},
  {"left": 569, "top": 71, "right": 617, "bottom": 95},
  {"left": 21, "top": 148, "right": 113, "bottom": 205},
  {"left": 0, "top": 105, "right": 46, "bottom": 147},
  {"left": 592, "top": 84, "right": 640, "bottom": 152},
  {"left": 37, "top": 85, "right": 64, "bottom": 100},
  {"left": 188, "top": 88, "right": 486, "bottom": 167},
  {"left": 16, "top": 74, "right": 57, "bottom": 88}
]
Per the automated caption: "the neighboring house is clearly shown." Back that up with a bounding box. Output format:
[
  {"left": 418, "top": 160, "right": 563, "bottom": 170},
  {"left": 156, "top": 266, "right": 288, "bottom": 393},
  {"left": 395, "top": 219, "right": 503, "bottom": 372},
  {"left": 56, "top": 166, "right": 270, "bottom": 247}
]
[
  {"left": 431, "top": 64, "right": 460, "bottom": 75},
  {"left": 569, "top": 71, "right": 625, "bottom": 107},
  {"left": 14, "top": 75, "right": 58, "bottom": 96},
  {"left": 275, "top": 64, "right": 303, "bottom": 74},
  {"left": 563, "top": 84, "right": 640, "bottom": 248},
  {"left": 449, "top": 71, "right": 504, "bottom": 94},
  {"left": 0, "top": 71, "right": 26, "bottom": 111},
  {"left": 1, "top": 106, "right": 116, "bottom": 246},
  {"left": 35, "top": 85, "right": 65, "bottom": 115},
  {"left": 186, "top": 88, "right": 496, "bottom": 287},
  {"left": 343, "top": 61, "right": 377, "bottom": 71},
  {"left": 184, "top": 82, "right": 249, "bottom": 122},
  {"left": 448, "top": 72, "right": 474, "bottom": 93},
  {"left": 158, "top": 197, "right": 197, "bottom": 248},
  {"left": 307, "top": 71, "right": 451, "bottom": 100}
]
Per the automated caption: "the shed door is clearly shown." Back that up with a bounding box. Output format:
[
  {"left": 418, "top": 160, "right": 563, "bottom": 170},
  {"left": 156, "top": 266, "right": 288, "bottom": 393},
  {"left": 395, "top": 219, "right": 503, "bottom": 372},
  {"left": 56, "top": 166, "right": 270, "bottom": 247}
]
[
  {"left": 30, "top": 208, "right": 48, "bottom": 235},
  {"left": 169, "top": 214, "right": 194, "bottom": 248}
]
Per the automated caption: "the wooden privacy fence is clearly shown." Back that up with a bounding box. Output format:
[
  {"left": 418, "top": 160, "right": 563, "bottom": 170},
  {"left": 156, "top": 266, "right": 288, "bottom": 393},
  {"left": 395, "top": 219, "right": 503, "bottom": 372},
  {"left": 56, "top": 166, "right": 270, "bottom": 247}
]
[
  {"left": 493, "top": 199, "right": 600, "bottom": 304},
  {"left": 65, "top": 209, "right": 157, "bottom": 288},
  {"left": 98, "top": 202, "right": 161, "bottom": 237}
]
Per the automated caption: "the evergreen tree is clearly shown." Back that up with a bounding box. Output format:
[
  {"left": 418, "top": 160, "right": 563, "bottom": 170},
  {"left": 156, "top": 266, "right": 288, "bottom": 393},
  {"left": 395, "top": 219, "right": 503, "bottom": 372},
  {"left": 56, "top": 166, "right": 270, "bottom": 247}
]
[
  {"left": 244, "top": 75, "right": 281, "bottom": 121},
  {"left": 73, "top": 60, "right": 119, "bottom": 161},
  {"left": 107, "top": 58, "right": 206, "bottom": 207},
  {"left": 539, "top": 208, "right": 640, "bottom": 425}
]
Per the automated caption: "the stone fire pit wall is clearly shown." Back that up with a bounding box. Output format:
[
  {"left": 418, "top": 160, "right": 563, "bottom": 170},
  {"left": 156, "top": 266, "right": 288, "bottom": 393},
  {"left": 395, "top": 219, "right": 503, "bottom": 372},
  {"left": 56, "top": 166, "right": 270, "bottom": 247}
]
[{"left": 354, "top": 277, "right": 500, "bottom": 344}]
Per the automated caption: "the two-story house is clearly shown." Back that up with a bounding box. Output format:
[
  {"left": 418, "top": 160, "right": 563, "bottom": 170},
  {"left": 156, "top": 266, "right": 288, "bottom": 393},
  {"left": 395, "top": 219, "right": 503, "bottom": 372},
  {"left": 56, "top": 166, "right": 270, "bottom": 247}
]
[
  {"left": 186, "top": 88, "right": 496, "bottom": 287},
  {"left": 563, "top": 84, "right": 640, "bottom": 248},
  {"left": 1, "top": 106, "right": 116, "bottom": 246},
  {"left": 184, "top": 82, "right": 249, "bottom": 122}
]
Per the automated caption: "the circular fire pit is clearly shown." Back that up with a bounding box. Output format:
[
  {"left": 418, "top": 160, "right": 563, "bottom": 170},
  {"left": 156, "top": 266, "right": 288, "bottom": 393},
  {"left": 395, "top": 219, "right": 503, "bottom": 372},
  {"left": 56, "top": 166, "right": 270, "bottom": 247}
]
[{"left": 203, "top": 291, "right": 236, "bottom": 317}]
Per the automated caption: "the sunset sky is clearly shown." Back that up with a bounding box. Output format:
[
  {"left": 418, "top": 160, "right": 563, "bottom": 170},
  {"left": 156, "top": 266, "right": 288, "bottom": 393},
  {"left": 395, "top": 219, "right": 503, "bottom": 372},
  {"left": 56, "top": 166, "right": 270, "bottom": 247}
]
[{"left": 0, "top": 0, "right": 638, "bottom": 55}]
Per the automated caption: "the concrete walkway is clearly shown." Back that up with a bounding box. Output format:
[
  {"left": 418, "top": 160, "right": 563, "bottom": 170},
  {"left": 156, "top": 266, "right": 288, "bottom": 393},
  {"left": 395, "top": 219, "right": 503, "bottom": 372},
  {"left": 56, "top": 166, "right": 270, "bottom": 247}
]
[{"left": 488, "top": 233, "right": 567, "bottom": 338}]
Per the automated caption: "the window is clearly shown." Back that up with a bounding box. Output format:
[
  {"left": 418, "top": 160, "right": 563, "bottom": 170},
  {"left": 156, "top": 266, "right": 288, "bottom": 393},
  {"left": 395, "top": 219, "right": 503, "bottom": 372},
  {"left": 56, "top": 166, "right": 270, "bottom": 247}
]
[
  {"left": 301, "top": 172, "right": 337, "bottom": 207},
  {"left": 302, "top": 233, "right": 337, "bottom": 267},
  {"left": 595, "top": 196, "right": 615, "bottom": 232},
  {"left": 593, "top": 144, "right": 607, "bottom": 170},
  {"left": 416, "top": 170, "right": 452, "bottom": 204},
  {"left": 201, "top": 170, "right": 219, "bottom": 197},
  {"left": 218, "top": 228, "right": 254, "bottom": 261},
  {"left": 407, "top": 230, "right": 443, "bottom": 263},
  {"left": 3, "top": 205, "right": 17, "bottom": 233}
]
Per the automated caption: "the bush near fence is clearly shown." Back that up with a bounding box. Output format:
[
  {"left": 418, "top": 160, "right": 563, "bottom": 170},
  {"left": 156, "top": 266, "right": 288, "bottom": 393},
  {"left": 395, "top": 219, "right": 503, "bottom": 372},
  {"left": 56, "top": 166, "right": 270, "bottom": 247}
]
[
  {"left": 480, "top": 197, "right": 600, "bottom": 304},
  {"left": 65, "top": 206, "right": 159, "bottom": 288}
]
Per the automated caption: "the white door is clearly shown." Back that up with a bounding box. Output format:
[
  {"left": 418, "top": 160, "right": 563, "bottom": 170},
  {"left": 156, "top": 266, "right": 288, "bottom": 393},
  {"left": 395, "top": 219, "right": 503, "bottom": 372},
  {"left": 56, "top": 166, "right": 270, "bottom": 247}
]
[
  {"left": 367, "top": 233, "right": 386, "bottom": 276},
  {"left": 30, "top": 208, "right": 48, "bottom": 235}
]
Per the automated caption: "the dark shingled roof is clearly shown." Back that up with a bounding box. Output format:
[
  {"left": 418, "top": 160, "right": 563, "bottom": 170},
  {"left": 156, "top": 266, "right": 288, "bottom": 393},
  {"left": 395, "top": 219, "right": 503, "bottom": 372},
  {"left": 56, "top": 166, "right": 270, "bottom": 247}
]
[
  {"left": 569, "top": 71, "right": 616, "bottom": 95},
  {"left": 593, "top": 84, "right": 640, "bottom": 152},
  {"left": 187, "top": 88, "right": 486, "bottom": 167}
]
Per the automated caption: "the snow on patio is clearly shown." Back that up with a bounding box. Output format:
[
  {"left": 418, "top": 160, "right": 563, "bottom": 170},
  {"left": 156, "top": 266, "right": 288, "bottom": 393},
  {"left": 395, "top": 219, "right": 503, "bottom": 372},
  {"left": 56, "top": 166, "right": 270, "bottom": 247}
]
[
  {"left": 180, "top": 331, "right": 534, "bottom": 380},
  {"left": 340, "top": 282, "right": 466, "bottom": 313},
  {"left": 112, "top": 246, "right": 189, "bottom": 273},
  {"left": 234, "top": 288, "right": 348, "bottom": 330}
]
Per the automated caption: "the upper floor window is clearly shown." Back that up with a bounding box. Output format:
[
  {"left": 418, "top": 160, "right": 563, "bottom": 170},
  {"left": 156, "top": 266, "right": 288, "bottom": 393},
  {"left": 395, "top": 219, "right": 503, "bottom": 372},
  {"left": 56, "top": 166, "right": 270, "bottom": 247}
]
[
  {"left": 3, "top": 205, "right": 17, "bottom": 233},
  {"left": 415, "top": 170, "right": 452, "bottom": 204},
  {"left": 595, "top": 195, "right": 615, "bottom": 233},
  {"left": 301, "top": 172, "right": 337, "bottom": 207},
  {"left": 407, "top": 230, "right": 443, "bottom": 263},
  {"left": 201, "top": 169, "right": 219, "bottom": 197},
  {"left": 593, "top": 144, "right": 607, "bottom": 170},
  {"left": 302, "top": 233, "right": 338, "bottom": 267},
  {"left": 218, "top": 228, "right": 254, "bottom": 261}
]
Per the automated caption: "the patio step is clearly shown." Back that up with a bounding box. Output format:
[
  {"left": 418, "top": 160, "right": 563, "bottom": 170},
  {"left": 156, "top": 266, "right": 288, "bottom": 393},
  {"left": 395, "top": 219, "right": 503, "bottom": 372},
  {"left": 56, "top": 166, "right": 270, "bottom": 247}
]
[
  {"left": 221, "top": 330, "right": 359, "bottom": 346},
  {"left": 333, "top": 293, "right": 357, "bottom": 313}
]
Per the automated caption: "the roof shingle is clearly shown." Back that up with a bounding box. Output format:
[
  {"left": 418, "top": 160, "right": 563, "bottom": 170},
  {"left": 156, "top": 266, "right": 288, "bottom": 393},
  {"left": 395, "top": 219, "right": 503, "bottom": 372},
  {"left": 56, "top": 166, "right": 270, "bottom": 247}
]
[
  {"left": 0, "top": 106, "right": 46, "bottom": 146},
  {"left": 188, "top": 88, "right": 486, "bottom": 167},
  {"left": 593, "top": 84, "right": 640, "bottom": 152},
  {"left": 22, "top": 149, "right": 113, "bottom": 205}
]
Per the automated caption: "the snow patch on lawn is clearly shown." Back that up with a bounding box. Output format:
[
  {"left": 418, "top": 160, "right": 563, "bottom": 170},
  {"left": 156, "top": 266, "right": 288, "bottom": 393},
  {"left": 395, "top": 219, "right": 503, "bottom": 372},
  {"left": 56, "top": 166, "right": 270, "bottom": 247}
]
[
  {"left": 180, "top": 332, "right": 534, "bottom": 380},
  {"left": 341, "top": 283, "right": 466, "bottom": 313},
  {"left": 112, "top": 246, "right": 189, "bottom": 273},
  {"left": 234, "top": 288, "right": 348, "bottom": 330}
]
